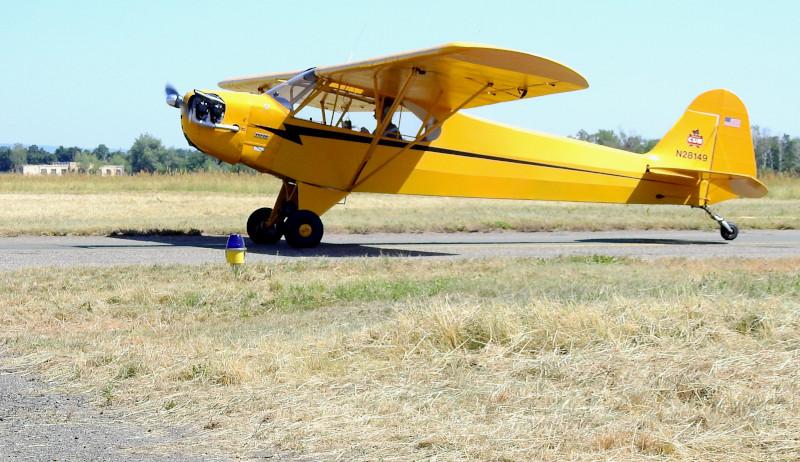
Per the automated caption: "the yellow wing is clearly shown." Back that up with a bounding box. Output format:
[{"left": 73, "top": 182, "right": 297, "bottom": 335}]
[
  {"left": 218, "top": 43, "right": 588, "bottom": 114},
  {"left": 219, "top": 70, "right": 306, "bottom": 95}
]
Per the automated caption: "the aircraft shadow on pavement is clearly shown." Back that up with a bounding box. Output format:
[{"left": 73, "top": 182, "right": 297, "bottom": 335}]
[
  {"left": 577, "top": 238, "right": 725, "bottom": 246},
  {"left": 108, "top": 234, "right": 454, "bottom": 258}
]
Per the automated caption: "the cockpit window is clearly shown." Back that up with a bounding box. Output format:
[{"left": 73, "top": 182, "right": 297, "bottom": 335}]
[
  {"left": 265, "top": 69, "right": 317, "bottom": 111},
  {"left": 264, "top": 68, "right": 441, "bottom": 142}
]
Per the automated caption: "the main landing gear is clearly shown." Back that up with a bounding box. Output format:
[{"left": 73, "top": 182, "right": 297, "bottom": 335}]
[
  {"left": 246, "top": 182, "right": 325, "bottom": 248},
  {"left": 697, "top": 205, "right": 739, "bottom": 241}
]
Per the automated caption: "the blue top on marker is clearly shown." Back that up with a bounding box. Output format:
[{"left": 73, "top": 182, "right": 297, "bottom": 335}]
[{"left": 226, "top": 233, "right": 246, "bottom": 250}]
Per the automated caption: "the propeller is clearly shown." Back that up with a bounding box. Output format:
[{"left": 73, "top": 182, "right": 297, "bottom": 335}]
[
  {"left": 165, "top": 83, "right": 183, "bottom": 108},
  {"left": 164, "top": 84, "right": 237, "bottom": 131}
]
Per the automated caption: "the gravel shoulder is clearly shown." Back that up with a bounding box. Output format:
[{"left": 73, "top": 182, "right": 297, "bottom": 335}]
[{"left": 0, "top": 359, "right": 233, "bottom": 462}]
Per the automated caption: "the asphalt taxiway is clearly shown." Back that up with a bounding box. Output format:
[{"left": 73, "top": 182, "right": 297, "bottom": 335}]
[{"left": 1, "top": 230, "right": 799, "bottom": 271}]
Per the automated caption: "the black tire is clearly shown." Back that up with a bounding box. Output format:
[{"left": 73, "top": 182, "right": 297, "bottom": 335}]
[
  {"left": 720, "top": 222, "right": 739, "bottom": 241},
  {"left": 246, "top": 207, "right": 283, "bottom": 245},
  {"left": 284, "top": 210, "right": 324, "bottom": 248}
]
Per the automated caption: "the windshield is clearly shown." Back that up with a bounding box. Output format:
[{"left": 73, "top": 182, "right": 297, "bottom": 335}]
[{"left": 264, "top": 69, "right": 317, "bottom": 111}]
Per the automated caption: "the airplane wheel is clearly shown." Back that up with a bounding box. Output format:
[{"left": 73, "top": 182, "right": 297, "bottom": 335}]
[
  {"left": 247, "top": 207, "right": 283, "bottom": 245},
  {"left": 284, "top": 210, "right": 324, "bottom": 248},
  {"left": 720, "top": 222, "right": 739, "bottom": 241}
]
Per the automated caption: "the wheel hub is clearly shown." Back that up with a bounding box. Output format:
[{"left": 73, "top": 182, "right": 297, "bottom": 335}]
[{"left": 298, "top": 223, "right": 313, "bottom": 238}]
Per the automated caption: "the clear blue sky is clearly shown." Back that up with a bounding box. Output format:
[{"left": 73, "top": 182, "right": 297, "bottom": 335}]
[{"left": 1, "top": 0, "right": 797, "bottom": 150}]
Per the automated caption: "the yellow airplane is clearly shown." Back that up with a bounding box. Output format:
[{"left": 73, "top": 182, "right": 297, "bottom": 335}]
[{"left": 165, "top": 43, "right": 767, "bottom": 248}]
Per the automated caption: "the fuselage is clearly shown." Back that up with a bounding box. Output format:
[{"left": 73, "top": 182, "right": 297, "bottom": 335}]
[{"left": 180, "top": 89, "right": 704, "bottom": 217}]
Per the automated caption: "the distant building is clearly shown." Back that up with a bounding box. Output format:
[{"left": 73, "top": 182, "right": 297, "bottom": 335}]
[
  {"left": 16, "top": 162, "right": 125, "bottom": 176},
  {"left": 98, "top": 165, "right": 125, "bottom": 176},
  {"left": 16, "top": 162, "right": 75, "bottom": 175}
]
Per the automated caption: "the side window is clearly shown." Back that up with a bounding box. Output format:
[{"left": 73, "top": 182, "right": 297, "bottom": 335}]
[
  {"left": 269, "top": 70, "right": 441, "bottom": 142},
  {"left": 297, "top": 94, "right": 440, "bottom": 142}
]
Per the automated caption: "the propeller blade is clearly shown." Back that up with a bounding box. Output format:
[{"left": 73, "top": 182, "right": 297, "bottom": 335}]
[{"left": 165, "top": 83, "right": 183, "bottom": 108}]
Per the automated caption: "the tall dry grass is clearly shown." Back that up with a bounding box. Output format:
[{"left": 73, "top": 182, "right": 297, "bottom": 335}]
[
  {"left": 0, "top": 171, "right": 278, "bottom": 194},
  {"left": 2, "top": 257, "right": 799, "bottom": 460},
  {"left": 757, "top": 172, "right": 800, "bottom": 199},
  {"left": 0, "top": 172, "right": 798, "bottom": 235}
]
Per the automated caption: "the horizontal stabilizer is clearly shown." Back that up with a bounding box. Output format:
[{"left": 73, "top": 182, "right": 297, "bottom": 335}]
[{"left": 647, "top": 166, "right": 767, "bottom": 198}]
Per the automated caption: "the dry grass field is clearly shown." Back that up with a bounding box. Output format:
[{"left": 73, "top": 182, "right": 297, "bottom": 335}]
[
  {"left": 0, "top": 172, "right": 798, "bottom": 236},
  {"left": 1, "top": 258, "right": 799, "bottom": 460},
  {"left": 1, "top": 173, "right": 799, "bottom": 460}
]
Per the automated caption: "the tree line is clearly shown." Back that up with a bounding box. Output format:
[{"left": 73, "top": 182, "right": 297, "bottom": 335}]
[
  {"left": 0, "top": 134, "right": 251, "bottom": 174},
  {"left": 1, "top": 128, "right": 798, "bottom": 174},
  {"left": 573, "top": 127, "right": 799, "bottom": 173}
]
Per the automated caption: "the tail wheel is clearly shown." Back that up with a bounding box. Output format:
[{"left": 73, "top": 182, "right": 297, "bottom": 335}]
[
  {"left": 720, "top": 222, "right": 739, "bottom": 241},
  {"left": 247, "top": 207, "right": 283, "bottom": 245},
  {"left": 698, "top": 206, "right": 740, "bottom": 241},
  {"left": 284, "top": 210, "right": 324, "bottom": 248}
]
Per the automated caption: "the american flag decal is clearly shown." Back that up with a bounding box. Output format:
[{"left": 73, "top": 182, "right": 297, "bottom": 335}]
[{"left": 724, "top": 117, "right": 741, "bottom": 128}]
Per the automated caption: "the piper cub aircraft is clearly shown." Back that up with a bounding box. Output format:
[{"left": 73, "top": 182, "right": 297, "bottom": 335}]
[{"left": 165, "top": 43, "right": 767, "bottom": 248}]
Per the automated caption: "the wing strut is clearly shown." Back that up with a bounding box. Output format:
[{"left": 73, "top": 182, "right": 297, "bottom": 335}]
[
  {"left": 288, "top": 80, "right": 331, "bottom": 117},
  {"left": 346, "top": 69, "right": 420, "bottom": 189},
  {"left": 350, "top": 82, "right": 493, "bottom": 191}
]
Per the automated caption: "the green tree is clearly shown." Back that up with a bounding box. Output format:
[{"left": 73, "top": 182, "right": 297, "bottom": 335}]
[
  {"left": 595, "top": 129, "right": 623, "bottom": 149},
  {"left": 572, "top": 129, "right": 658, "bottom": 153},
  {"left": 751, "top": 126, "right": 800, "bottom": 173},
  {"left": 780, "top": 134, "right": 799, "bottom": 173},
  {"left": 752, "top": 126, "right": 780, "bottom": 171},
  {"left": 10, "top": 144, "right": 27, "bottom": 168},
  {"left": 186, "top": 149, "right": 218, "bottom": 171},
  {"left": 159, "top": 147, "right": 187, "bottom": 172},
  {"left": 619, "top": 131, "right": 657, "bottom": 153},
  {"left": 0, "top": 146, "right": 12, "bottom": 171},
  {"left": 26, "top": 145, "right": 55, "bottom": 164},
  {"left": 128, "top": 134, "right": 165, "bottom": 173},
  {"left": 54, "top": 146, "right": 82, "bottom": 162},
  {"left": 574, "top": 129, "right": 592, "bottom": 142},
  {"left": 74, "top": 152, "right": 100, "bottom": 173},
  {"left": 92, "top": 144, "right": 111, "bottom": 162}
]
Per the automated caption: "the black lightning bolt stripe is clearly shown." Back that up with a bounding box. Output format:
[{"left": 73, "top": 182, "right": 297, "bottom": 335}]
[{"left": 255, "top": 123, "right": 642, "bottom": 181}]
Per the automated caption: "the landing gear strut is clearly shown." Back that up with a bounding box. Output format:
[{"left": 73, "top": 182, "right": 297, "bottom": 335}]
[
  {"left": 697, "top": 205, "right": 739, "bottom": 241},
  {"left": 246, "top": 182, "right": 325, "bottom": 248}
]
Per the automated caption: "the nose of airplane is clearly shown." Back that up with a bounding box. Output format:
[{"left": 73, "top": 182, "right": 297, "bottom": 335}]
[
  {"left": 165, "top": 83, "right": 242, "bottom": 132},
  {"left": 184, "top": 90, "right": 242, "bottom": 133},
  {"left": 165, "top": 85, "right": 289, "bottom": 168}
]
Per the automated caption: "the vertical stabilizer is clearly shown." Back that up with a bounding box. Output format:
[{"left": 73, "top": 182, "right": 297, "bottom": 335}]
[{"left": 647, "top": 89, "right": 766, "bottom": 201}]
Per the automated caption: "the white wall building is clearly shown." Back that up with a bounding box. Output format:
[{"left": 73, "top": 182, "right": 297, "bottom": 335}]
[
  {"left": 97, "top": 165, "right": 125, "bottom": 176},
  {"left": 16, "top": 162, "right": 125, "bottom": 176}
]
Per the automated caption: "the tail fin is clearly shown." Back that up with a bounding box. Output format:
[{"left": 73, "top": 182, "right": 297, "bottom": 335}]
[{"left": 647, "top": 89, "right": 767, "bottom": 203}]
